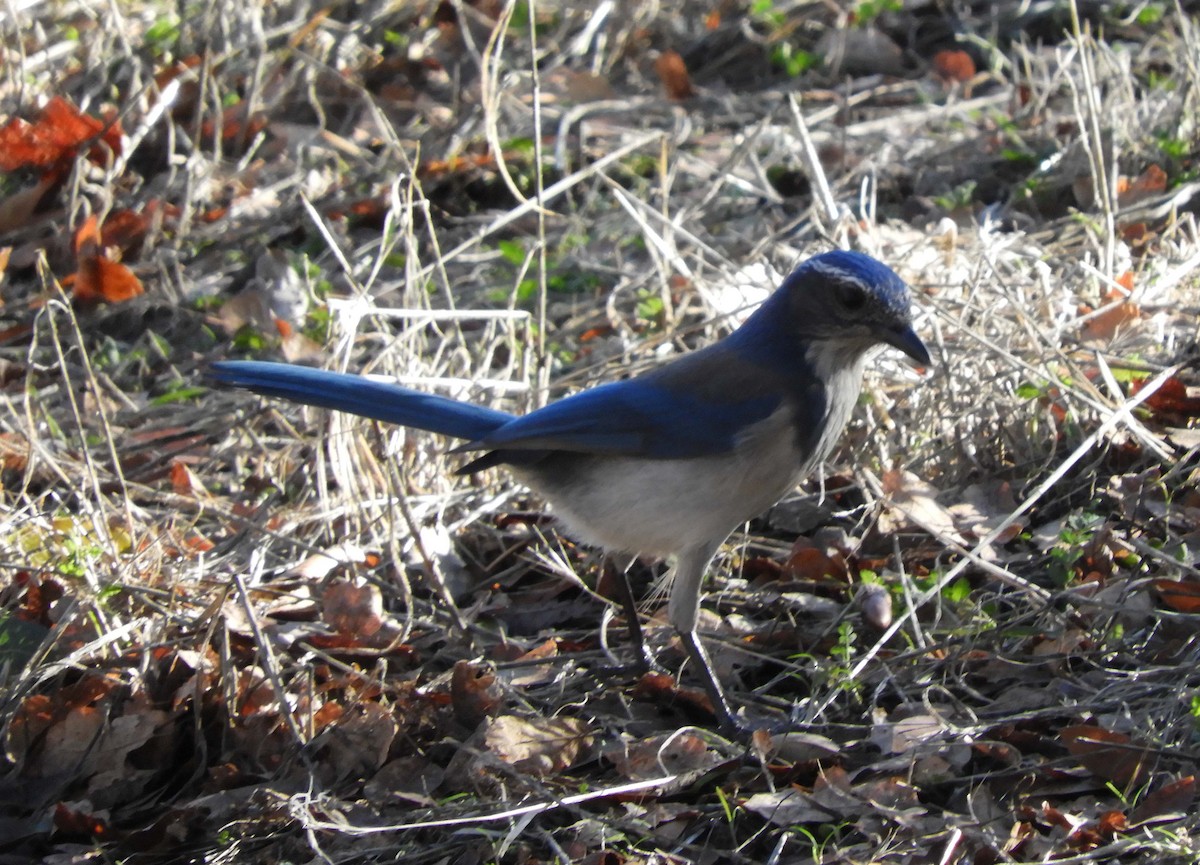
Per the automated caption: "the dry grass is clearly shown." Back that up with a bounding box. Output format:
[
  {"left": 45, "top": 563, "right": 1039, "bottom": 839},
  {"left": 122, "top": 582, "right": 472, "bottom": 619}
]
[{"left": 1, "top": 1, "right": 1199, "bottom": 862}]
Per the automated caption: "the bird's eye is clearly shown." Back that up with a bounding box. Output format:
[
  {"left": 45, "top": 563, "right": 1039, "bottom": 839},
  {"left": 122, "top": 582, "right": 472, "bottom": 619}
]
[{"left": 836, "top": 282, "right": 868, "bottom": 312}]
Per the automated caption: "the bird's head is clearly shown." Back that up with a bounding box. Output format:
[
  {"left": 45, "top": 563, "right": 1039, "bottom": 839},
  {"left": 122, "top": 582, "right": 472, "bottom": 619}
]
[{"left": 773, "top": 250, "right": 931, "bottom": 366}]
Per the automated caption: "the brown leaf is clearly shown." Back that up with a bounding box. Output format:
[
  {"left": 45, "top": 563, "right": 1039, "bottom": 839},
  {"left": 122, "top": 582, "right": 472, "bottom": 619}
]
[
  {"left": 1118, "top": 164, "right": 1168, "bottom": 208},
  {"left": 1081, "top": 287, "right": 1140, "bottom": 341},
  {"left": 292, "top": 543, "right": 367, "bottom": 581},
  {"left": 69, "top": 214, "right": 144, "bottom": 304},
  {"left": 632, "top": 670, "right": 714, "bottom": 717},
  {"left": 54, "top": 802, "right": 110, "bottom": 839},
  {"left": 1152, "top": 579, "right": 1200, "bottom": 613},
  {"left": 948, "top": 480, "right": 1026, "bottom": 548},
  {"left": 879, "top": 469, "right": 960, "bottom": 539},
  {"left": 506, "top": 638, "right": 560, "bottom": 687},
  {"left": 606, "top": 732, "right": 721, "bottom": 780},
  {"left": 483, "top": 714, "right": 593, "bottom": 777},
  {"left": 784, "top": 541, "right": 846, "bottom": 581},
  {"left": 744, "top": 788, "right": 839, "bottom": 826},
  {"left": 1132, "top": 375, "right": 1200, "bottom": 418},
  {"left": 170, "top": 460, "right": 200, "bottom": 496},
  {"left": 1128, "top": 775, "right": 1196, "bottom": 826},
  {"left": 451, "top": 659, "right": 503, "bottom": 727},
  {"left": 1060, "top": 724, "right": 1151, "bottom": 787},
  {"left": 317, "top": 702, "right": 398, "bottom": 779},
  {"left": 100, "top": 206, "right": 154, "bottom": 257},
  {"left": 0, "top": 432, "right": 30, "bottom": 473},
  {"left": 322, "top": 579, "right": 383, "bottom": 637},
  {"left": 655, "top": 50, "right": 695, "bottom": 100},
  {"left": 364, "top": 754, "right": 445, "bottom": 804},
  {"left": 752, "top": 730, "right": 840, "bottom": 764},
  {"left": 932, "top": 49, "right": 975, "bottom": 83}
]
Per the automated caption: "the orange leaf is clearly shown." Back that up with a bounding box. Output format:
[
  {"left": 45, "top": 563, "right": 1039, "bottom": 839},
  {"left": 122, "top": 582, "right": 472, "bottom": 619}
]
[
  {"left": 1060, "top": 724, "right": 1150, "bottom": 787},
  {"left": 1153, "top": 578, "right": 1200, "bottom": 613},
  {"left": 0, "top": 96, "right": 121, "bottom": 177},
  {"left": 72, "top": 255, "right": 144, "bottom": 304},
  {"left": 932, "top": 50, "right": 975, "bottom": 83},
  {"left": 100, "top": 207, "right": 150, "bottom": 255},
  {"left": 170, "top": 461, "right": 195, "bottom": 495},
  {"left": 184, "top": 533, "right": 215, "bottom": 553},
  {"left": 1081, "top": 288, "right": 1139, "bottom": 341},
  {"left": 655, "top": 50, "right": 695, "bottom": 100},
  {"left": 1118, "top": 164, "right": 1168, "bottom": 208},
  {"left": 1133, "top": 376, "right": 1200, "bottom": 417},
  {"left": 198, "top": 103, "right": 267, "bottom": 150},
  {"left": 784, "top": 545, "right": 842, "bottom": 581},
  {"left": 69, "top": 214, "right": 145, "bottom": 304}
]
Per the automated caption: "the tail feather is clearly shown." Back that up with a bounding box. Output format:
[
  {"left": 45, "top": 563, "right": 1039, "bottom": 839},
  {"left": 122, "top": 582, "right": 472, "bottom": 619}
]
[{"left": 209, "top": 361, "right": 513, "bottom": 442}]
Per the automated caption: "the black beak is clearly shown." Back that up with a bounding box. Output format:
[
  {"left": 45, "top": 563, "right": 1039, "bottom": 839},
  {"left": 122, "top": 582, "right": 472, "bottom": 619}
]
[{"left": 881, "top": 324, "right": 931, "bottom": 366}]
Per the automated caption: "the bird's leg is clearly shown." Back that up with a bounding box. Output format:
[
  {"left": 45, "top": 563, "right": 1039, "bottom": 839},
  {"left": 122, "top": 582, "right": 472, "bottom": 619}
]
[
  {"left": 678, "top": 626, "right": 740, "bottom": 733},
  {"left": 669, "top": 542, "right": 742, "bottom": 732},
  {"left": 605, "top": 553, "right": 659, "bottom": 673}
]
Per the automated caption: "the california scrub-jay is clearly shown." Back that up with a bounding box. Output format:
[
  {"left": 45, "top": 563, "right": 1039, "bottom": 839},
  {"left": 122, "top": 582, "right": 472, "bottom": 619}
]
[{"left": 209, "top": 249, "right": 930, "bottom": 731}]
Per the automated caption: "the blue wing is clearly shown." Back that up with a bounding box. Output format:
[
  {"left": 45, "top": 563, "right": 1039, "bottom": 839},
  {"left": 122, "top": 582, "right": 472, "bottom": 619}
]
[{"left": 466, "top": 347, "right": 793, "bottom": 460}]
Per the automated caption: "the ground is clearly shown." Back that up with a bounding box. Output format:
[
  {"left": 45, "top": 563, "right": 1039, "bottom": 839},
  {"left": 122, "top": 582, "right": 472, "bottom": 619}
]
[{"left": 0, "top": 1, "right": 1199, "bottom": 863}]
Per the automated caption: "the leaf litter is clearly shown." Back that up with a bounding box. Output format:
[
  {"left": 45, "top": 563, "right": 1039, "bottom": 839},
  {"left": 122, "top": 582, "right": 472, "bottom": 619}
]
[{"left": 0, "top": 1, "right": 1198, "bottom": 863}]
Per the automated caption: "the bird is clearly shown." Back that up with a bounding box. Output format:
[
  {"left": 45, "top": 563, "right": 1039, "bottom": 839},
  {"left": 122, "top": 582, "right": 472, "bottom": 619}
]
[{"left": 209, "top": 249, "right": 931, "bottom": 732}]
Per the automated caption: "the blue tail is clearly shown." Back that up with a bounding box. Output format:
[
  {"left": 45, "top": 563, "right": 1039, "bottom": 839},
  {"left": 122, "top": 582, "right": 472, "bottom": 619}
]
[{"left": 208, "top": 361, "right": 514, "bottom": 442}]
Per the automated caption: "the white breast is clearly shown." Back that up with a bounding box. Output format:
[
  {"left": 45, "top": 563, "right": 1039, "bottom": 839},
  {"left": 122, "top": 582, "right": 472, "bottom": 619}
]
[
  {"left": 515, "top": 405, "right": 808, "bottom": 558},
  {"left": 804, "top": 341, "right": 869, "bottom": 468}
]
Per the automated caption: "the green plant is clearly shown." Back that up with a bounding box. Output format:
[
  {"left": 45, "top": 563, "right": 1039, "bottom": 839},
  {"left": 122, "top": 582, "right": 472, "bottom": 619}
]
[
  {"left": 854, "top": 0, "right": 901, "bottom": 24},
  {"left": 770, "top": 42, "right": 815, "bottom": 77}
]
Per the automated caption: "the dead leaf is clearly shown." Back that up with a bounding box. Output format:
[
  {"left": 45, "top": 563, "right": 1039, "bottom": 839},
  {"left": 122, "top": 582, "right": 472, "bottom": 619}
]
[
  {"left": 655, "top": 50, "right": 695, "bottom": 100},
  {"left": 879, "top": 469, "right": 960, "bottom": 540},
  {"left": 753, "top": 731, "right": 840, "bottom": 764},
  {"left": 1081, "top": 287, "right": 1140, "bottom": 341},
  {"left": 323, "top": 579, "right": 383, "bottom": 637},
  {"left": 784, "top": 538, "right": 847, "bottom": 581},
  {"left": 33, "top": 704, "right": 105, "bottom": 778},
  {"left": 54, "top": 802, "right": 109, "bottom": 838},
  {"left": 0, "top": 176, "right": 57, "bottom": 236},
  {"left": 0, "top": 96, "right": 122, "bottom": 178},
  {"left": 170, "top": 460, "right": 206, "bottom": 496},
  {"left": 545, "top": 68, "right": 615, "bottom": 103},
  {"left": 743, "top": 787, "right": 839, "bottom": 826},
  {"left": 1118, "top": 164, "right": 1168, "bottom": 208},
  {"left": 505, "top": 638, "right": 560, "bottom": 687},
  {"left": 452, "top": 659, "right": 503, "bottom": 727},
  {"left": 871, "top": 712, "right": 949, "bottom": 755},
  {"left": 1132, "top": 375, "right": 1200, "bottom": 418},
  {"left": 483, "top": 714, "right": 592, "bottom": 777},
  {"left": 364, "top": 754, "right": 445, "bottom": 804},
  {"left": 1152, "top": 579, "right": 1200, "bottom": 613},
  {"left": 606, "top": 732, "right": 722, "bottom": 780},
  {"left": 292, "top": 543, "right": 367, "bottom": 581},
  {"left": 947, "top": 480, "right": 1026, "bottom": 551},
  {"left": 1128, "top": 775, "right": 1196, "bottom": 826},
  {"left": 932, "top": 49, "right": 975, "bottom": 83},
  {"left": 1060, "top": 724, "right": 1151, "bottom": 787},
  {"left": 68, "top": 214, "right": 144, "bottom": 304},
  {"left": 317, "top": 702, "right": 398, "bottom": 779}
]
